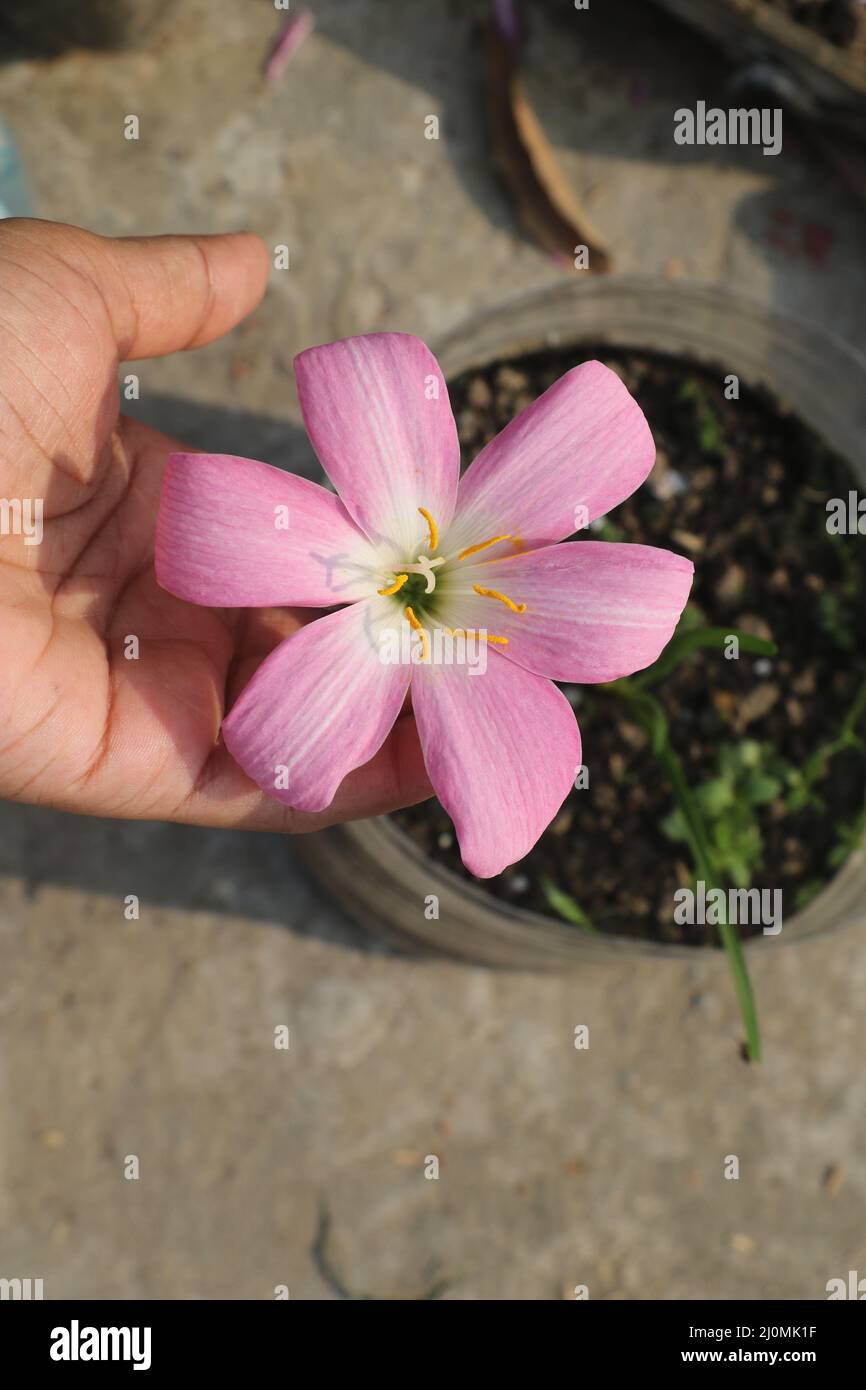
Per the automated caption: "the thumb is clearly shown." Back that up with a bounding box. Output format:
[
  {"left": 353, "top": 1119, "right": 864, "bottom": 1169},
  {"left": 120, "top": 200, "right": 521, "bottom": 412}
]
[
  {"left": 0, "top": 218, "right": 269, "bottom": 361},
  {"left": 103, "top": 228, "right": 271, "bottom": 360}
]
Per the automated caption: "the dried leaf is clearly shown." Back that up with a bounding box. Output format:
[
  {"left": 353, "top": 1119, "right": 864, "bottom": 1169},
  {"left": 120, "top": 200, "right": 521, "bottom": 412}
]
[{"left": 486, "top": 24, "right": 612, "bottom": 271}]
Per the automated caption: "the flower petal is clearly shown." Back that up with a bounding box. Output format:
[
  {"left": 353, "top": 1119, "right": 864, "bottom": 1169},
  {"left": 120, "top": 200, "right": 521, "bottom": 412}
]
[
  {"left": 448, "top": 360, "right": 655, "bottom": 555},
  {"left": 222, "top": 598, "right": 410, "bottom": 812},
  {"left": 411, "top": 650, "right": 581, "bottom": 878},
  {"left": 156, "top": 452, "right": 384, "bottom": 607},
  {"left": 294, "top": 333, "right": 460, "bottom": 555},
  {"left": 446, "top": 541, "right": 694, "bottom": 683}
]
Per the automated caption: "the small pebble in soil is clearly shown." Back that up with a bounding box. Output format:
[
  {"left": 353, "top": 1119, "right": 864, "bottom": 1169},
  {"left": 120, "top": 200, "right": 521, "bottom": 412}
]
[{"left": 717, "top": 564, "right": 746, "bottom": 604}]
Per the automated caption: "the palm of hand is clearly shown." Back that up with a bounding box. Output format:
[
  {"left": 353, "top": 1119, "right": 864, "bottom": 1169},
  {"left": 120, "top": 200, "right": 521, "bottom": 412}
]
[{"left": 0, "top": 221, "right": 427, "bottom": 831}]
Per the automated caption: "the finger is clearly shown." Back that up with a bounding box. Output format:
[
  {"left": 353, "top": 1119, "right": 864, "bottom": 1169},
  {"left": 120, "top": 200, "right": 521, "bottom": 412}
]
[
  {"left": 0, "top": 218, "right": 269, "bottom": 361},
  {"left": 176, "top": 711, "right": 434, "bottom": 833},
  {"left": 280, "top": 712, "right": 433, "bottom": 830},
  {"left": 0, "top": 221, "right": 269, "bottom": 500},
  {"left": 102, "top": 229, "right": 270, "bottom": 360},
  {"left": 224, "top": 606, "right": 323, "bottom": 708}
]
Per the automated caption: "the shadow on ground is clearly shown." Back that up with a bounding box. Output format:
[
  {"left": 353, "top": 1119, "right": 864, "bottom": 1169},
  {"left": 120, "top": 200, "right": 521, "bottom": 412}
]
[
  {"left": 0, "top": 799, "right": 392, "bottom": 952},
  {"left": 124, "top": 391, "right": 319, "bottom": 478}
]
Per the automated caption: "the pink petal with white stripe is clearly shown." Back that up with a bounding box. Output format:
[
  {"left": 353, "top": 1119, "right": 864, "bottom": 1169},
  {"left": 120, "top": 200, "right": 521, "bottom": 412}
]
[
  {"left": 156, "top": 452, "right": 382, "bottom": 608},
  {"left": 294, "top": 333, "right": 460, "bottom": 555},
  {"left": 222, "top": 599, "right": 410, "bottom": 812},
  {"left": 448, "top": 360, "right": 655, "bottom": 556},
  {"left": 411, "top": 650, "right": 581, "bottom": 878},
  {"left": 447, "top": 541, "right": 694, "bottom": 683}
]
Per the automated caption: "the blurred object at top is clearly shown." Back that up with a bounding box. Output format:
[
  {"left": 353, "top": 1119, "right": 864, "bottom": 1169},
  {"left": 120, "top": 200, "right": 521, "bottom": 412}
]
[
  {"left": 651, "top": 0, "right": 866, "bottom": 138},
  {"left": 0, "top": 0, "right": 176, "bottom": 58},
  {"left": 263, "top": 8, "right": 315, "bottom": 85},
  {"left": 487, "top": 0, "right": 612, "bottom": 272}
]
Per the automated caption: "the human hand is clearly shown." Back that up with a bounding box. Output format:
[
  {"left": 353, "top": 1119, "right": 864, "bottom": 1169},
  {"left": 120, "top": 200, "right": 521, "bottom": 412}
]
[{"left": 0, "top": 219, "right": 431, "bottom": 831}]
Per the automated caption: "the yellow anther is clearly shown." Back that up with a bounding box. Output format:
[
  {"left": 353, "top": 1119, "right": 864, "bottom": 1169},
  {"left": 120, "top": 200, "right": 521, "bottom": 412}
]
[
  {"left": 377, "top": 573, "right": 409, "bottom": 597},
  {"left": 472, "top": 584, "right": 526, "bottom": 614},
  {"left": 446, "top": 627, "right": 509, "bottom": 647},
  {"left": 418, "top": 506, "right": 439, "bottom": 553},
  {"left": 405, "top": 605, "right": 430, "bottom": 662},
  {"left": 456, "top": 533, "right": 513, "bottom": 562}
]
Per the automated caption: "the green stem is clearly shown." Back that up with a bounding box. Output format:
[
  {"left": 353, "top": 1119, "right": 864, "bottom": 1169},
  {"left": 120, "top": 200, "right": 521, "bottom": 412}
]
[
  {"left": 840, "top": 672, "right": 866, "bottom": 741},
  {"left": 608, "top": 680, "right": 762, "bottom": 1062},
  {"left": 788, "top": 671, "right": 866, "bottom": 810},
  {"left": 654, "top": 737, "right": 761, "bottom": 1063}
]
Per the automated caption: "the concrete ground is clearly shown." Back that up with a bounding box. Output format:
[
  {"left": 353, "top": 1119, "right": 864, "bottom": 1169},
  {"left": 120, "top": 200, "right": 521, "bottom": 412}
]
[{"left": 1, "top": 0, "right": 865, "bottom": 1299}]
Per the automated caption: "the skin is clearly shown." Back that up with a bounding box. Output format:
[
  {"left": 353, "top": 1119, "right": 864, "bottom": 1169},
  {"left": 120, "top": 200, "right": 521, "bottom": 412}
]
[{"left": 0, "top": 219, "right": 432, "bottom": 832}]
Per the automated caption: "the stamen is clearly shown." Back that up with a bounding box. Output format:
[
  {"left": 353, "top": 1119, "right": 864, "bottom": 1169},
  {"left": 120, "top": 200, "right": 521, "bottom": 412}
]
[
  {"left": 405, "top": 605, "right": 430, "bottom": 662},
  {"left": 446, "top": 627, "right": 509, "bottom": 646},
  {"left": 472, "top": 583, "right": 526, "bottom": 614},
  {"left": 378, "top": 573, "right": 408, "bottom": 597},
  {"left": 457, "top": 533, "right": 513, "bottom": 562},
  {"left": 418, "top": 506, "right": 439, "bottom": 552}
]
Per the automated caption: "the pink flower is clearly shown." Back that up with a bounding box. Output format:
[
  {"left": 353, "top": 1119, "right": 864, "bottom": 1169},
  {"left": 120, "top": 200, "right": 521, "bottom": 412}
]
[{"left": 156, "top": 333, "right": 693, "bottom": 877}]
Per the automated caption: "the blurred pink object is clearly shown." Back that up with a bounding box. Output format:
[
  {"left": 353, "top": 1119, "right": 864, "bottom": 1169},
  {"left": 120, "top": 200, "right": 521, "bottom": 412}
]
[
  {"left": 492, "top": 0, "right": 524, "bottom": 48},
  {"left": 264, "top": 9, "right": 315, "bottom": 84}
]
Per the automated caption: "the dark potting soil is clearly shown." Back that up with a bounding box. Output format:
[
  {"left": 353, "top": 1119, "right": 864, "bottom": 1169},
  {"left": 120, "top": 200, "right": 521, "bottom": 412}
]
[{"left": 390, "top": 344, "right": 866, "bottom": 945}]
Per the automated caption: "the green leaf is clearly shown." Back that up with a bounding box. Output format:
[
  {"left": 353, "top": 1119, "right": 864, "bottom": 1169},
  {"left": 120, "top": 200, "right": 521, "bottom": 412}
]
[
  {"left": 739, "top": 740, "right": 762, "bottom": 769},
  {"left": 661, "top": 808, "right": 686, "bottom": 842},
  {"left": 794, "top": 879, "right": 824, "bottom": 910},
  {"left": 540, "top": 877, "right": 597, "bottom": 933},
  {"left": 633, "top": 625, "right": 777, "bottom": 691},
  {"left": 697, "top": 777, "right": 735, "bottom": 817},
  {"left": 677, "top": 380, "right": 726, "bottom": 458},
  {"left": 818, "top": 591, "right": 854, "bottom": 651},
  {"left": 783, "top": 673, "right": 866, "bottom": 813},
  {"left": 827, "top": 807, "right": 866, "bottom": 870},
  {"left": 679, "top": 602, "right": 708, "bottom": 631},
  {"left": 746, "top": 773, "right": 782, "bottom": 805}
]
